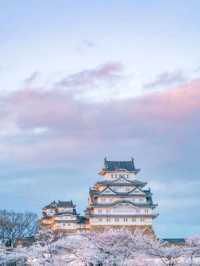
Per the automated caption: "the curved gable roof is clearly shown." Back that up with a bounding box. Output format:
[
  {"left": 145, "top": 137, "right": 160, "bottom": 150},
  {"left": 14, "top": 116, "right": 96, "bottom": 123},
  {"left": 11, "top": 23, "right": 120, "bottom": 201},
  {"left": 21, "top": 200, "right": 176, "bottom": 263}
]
[
  {"left": 96, "top": 177, "right": 147, "bottom": 187},
  {"left": 102, "top": 185, "right": 144, "bottom": 195}
]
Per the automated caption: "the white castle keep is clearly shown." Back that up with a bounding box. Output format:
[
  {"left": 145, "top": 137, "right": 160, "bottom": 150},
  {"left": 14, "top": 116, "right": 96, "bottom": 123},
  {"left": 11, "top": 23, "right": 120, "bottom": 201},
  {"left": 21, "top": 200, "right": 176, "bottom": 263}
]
[{"left": 40, "top": 158, "right": 159, "bottom": 235}]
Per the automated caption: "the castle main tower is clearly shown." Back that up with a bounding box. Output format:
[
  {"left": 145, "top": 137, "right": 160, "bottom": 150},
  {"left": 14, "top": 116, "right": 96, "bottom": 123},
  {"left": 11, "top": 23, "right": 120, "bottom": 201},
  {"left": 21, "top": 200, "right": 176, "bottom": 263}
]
[{"left": 86, "top": 158, "right": 158, "bottom": 235}]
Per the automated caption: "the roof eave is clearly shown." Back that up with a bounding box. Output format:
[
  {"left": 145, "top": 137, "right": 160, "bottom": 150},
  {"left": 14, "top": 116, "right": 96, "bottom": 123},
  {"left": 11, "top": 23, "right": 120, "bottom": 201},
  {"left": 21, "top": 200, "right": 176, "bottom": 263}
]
[{"left": 99, "top": 169, "right": 140, "bottom": 175}]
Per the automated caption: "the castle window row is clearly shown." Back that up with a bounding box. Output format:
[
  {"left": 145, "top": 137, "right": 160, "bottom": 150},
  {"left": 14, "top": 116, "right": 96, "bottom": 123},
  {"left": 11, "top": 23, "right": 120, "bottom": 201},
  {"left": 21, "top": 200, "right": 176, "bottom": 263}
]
[
  {"left": 111, "top": 174, "right": 129, "bottom": 179},
  {"left": 96, "top": 208, "right": 149, "bottom": 214},
  {"left": 98, "top": 197, "right": 146, "bottom": 203},
  {"left": 94, "top": 217, "right": 151, "bottom": 223}
]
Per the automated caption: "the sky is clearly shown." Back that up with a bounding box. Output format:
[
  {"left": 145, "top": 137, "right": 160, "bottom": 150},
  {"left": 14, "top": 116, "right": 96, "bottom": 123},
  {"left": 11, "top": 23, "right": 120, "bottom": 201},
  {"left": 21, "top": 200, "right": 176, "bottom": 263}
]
[{"left": 0, "top": 0, "right": 200, "bottom": 238}]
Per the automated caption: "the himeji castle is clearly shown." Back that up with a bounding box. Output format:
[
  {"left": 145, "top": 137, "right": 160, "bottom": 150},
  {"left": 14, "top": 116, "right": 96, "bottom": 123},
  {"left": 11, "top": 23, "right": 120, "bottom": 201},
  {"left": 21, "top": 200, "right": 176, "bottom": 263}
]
[
  {"left": 40, "top": 158, "right": 159, "bottom": 235},
  {"left": 85, "top": 158, "right": 158, "bottom": 235}
]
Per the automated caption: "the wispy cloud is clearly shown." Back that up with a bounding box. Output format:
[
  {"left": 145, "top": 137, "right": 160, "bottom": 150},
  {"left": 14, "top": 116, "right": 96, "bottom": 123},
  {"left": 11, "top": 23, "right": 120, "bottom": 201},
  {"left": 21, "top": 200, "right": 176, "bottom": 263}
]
[
  {"left": 24, "top": 71, "right": 40, "bottom": 85},
  {"left": 57, "top": 62, "right": 123, "bottom": 89},
  {"left": 144, "top": 69, "right": 186, "bottom": 89}
]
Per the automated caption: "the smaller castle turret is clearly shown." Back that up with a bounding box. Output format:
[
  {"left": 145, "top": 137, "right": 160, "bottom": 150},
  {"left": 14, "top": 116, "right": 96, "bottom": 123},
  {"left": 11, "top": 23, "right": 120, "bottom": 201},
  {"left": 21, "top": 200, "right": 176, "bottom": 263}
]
[{"left": 40, "top": 200, "right": 84, "bottom": 232}]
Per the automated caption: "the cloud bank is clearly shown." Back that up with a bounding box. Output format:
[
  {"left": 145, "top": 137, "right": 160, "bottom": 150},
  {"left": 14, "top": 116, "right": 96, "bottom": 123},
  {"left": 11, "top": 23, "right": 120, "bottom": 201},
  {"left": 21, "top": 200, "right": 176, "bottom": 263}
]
[{"left": 0, "top": 72, "right": 200, "bottom": 168}]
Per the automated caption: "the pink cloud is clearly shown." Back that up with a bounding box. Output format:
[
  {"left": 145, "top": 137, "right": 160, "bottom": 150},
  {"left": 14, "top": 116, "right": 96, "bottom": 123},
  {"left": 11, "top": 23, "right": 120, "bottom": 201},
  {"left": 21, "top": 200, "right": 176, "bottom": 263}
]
[
  {"left": 57, "top": 61, "right": 123, "bottom": 88},
  {"left": 0, "top": 79, "right": 200, "bottom": 165},
  {"left": 144, "top": 69, "right": 186, "bottom": 89}
]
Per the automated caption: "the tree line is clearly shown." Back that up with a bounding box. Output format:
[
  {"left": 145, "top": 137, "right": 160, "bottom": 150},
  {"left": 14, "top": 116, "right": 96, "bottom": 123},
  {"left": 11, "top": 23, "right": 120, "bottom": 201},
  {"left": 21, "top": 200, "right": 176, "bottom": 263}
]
[
  {"left": 1, "top": 228, "right": 200, "bottom": 266},
  {"left": 0, "top": 209, "right": 38, "bottom": 247}
]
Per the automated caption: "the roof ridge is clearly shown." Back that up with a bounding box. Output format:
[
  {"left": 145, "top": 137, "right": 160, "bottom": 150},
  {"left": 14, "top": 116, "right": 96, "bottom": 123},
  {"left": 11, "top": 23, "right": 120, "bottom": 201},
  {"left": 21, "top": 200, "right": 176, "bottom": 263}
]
[{"left": 103, "top": 158, "right": 140, "bottom": 173}]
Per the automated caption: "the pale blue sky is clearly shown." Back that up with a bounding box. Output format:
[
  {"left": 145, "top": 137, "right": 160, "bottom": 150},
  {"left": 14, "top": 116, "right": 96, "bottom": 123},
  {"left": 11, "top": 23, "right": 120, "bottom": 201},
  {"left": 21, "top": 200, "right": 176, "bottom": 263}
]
[{"left": 1, "top": 1, "right": 200, "bottom": 91}]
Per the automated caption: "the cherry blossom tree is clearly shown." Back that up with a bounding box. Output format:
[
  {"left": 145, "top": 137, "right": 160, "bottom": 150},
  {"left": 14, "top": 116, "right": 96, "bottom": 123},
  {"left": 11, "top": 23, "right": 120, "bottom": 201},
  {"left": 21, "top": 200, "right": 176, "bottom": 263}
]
[
  {"left": 186, "top": 235, "right": 200, "bottom": 266},
  {"left": 1, "top": 229, "right": 199, "bottom": 266},
  {"left": 144, "top": 237, "right": 191, "bottom": 266}
]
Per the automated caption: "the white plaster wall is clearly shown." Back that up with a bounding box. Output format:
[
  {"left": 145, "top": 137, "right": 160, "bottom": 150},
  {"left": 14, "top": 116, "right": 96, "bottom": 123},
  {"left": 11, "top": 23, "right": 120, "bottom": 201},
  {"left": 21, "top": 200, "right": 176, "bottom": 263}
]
[
  {"left": 104, "top": 172, "right": 137, "bottom": 180},
  {"left": 96, "top": 195, "right": 146, "bottom": 204},
  {"left": 54, "top": 222, "right": 79, "bottom": 230},
  {"left": 54, "top": 215, "right": 77, "bottom": 221},
  {"left": 93, "top": 207, "right": 153, "bottom": 215},
  {"left": 57, "top": 207, "right": 73, "bottom": 213},
  {"left": 90, "top": 217, "right": 153, "bottom": 225}
]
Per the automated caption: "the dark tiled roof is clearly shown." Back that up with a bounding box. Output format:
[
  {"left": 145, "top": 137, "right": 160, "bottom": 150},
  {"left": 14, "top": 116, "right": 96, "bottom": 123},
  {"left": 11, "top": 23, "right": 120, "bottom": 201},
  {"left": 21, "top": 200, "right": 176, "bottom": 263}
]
[
  {"left": 96, "top": 179, "right": 146, "bottom": 187},
  {"left": 103, "top": 157, "right": 140, "bottom": 172},
  {"left": 143, "top": 189, "right": 152, "bottom": 195},
  {"left": 56, "top": 210, "right": 77, "bottom": 216},
  {"left": 43, "top": 201, "right": 57, "bottom": 209},
  {"left": 56, "top": 220, "right": 78, "bottom": 223},
  {"left": 57, "top": 200, "right": 74, "bottom": 208},
  {"left": 43, "top": 200, "right": 74, "bottom": 209},
  {"left": 78, "top": 216, "right": 88, "bottom": 224},
  {"left": 90, "top": 199, "right": 157, "bottom": 208},
  {"left": 90, "top": 185, "right": 148, "bottom": 196}
]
